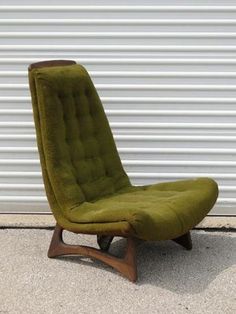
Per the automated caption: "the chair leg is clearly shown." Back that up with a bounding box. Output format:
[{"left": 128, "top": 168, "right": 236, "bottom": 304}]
[
  {"left": 48, "top": 224, "right": 137, "bottom": 282},
  {"left": 97, "top": 235, "right": 114, "bottom": 251},
  {"left": 172, "top": 231, "right": 192, "bottom": 250}
]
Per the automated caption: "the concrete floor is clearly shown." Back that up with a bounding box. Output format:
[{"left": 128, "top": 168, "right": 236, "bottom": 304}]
[{"left": 0, "top": 229, "right": 235, "bottom": 314}]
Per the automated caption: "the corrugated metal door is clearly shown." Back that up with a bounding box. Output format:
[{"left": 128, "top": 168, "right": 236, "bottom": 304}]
[{"left": 0, "top": 0, "right": 235, "bottom": 215}]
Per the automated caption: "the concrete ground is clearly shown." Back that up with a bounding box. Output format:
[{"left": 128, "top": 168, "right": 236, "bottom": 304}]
[{"left": 0, "top": 229, "right": 235, "bottom": 314}]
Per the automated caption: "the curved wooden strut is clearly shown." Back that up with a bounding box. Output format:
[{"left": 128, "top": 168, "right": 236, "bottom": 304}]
[
  {"left": 48, "top": 224, "right": 137, "bottom": 282},
  {"left": 172, "top": 231, "right": 192, "bottom": 250},
  {"left": 48, "top": 224, "right": 192, "bottom": 282},
  {"left": 97, "top": 235, "right": 114, "bottom": 251}
]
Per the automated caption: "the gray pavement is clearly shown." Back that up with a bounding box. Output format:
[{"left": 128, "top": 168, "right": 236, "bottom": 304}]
[{"left": 0, "top": 229, "right": 235, "bottom": 314}]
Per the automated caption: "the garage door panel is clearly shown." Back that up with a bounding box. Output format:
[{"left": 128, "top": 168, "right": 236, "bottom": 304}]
[{"left": 0, "top": 1, "right": 235, "bottom": 215}]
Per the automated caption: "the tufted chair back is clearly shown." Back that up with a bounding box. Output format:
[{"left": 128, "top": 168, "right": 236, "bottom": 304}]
[{"left": 28, "top": 61, "right": 131, "bottom": 218}]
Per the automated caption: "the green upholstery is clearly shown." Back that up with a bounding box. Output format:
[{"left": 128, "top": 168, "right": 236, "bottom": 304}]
[{"left": 29, "top": 63, "right": 218, "bottom": 241}]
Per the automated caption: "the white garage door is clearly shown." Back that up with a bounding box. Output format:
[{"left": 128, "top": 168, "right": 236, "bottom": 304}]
[{"left": 0, "top": 0, "right": 235, "bottom": 215}]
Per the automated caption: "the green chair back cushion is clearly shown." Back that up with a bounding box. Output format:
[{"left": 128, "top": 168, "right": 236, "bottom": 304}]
[{"left": 29, "top": 64, "right": 131, "bottom": 216}]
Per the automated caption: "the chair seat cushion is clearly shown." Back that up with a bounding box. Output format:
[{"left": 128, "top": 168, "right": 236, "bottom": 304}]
[{"left": 66, "top": 177, "right": 218, "bottom": 241}]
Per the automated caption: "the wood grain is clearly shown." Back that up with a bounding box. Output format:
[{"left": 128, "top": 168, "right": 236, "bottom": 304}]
[{"left": 48, "top": 224, "right": 137, "bottom": 282}]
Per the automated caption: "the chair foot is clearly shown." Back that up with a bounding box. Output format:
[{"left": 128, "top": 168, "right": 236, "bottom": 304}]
[
  {"left": 48, "top": 224, "right": 137, "bottom": 282},
  {"left": 97, "top": 235, "right": 114, "bottom": 251},
  {"left": 172, "top": 231, "right": 192, "bottom": 250}
]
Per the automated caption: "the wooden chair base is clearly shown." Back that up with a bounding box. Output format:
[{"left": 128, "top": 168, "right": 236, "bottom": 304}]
[
  {"left": 48, "top": 225, "right": 192, "bottom": 282},
  {"left": 97, "top": 235, "right": 114, "bottom": 251},
  {"left": 48, "top": 224, "right": 137, "bottom": 282},
  {"left": 172, "top": 231, "right": 192, "bottom": 250}
]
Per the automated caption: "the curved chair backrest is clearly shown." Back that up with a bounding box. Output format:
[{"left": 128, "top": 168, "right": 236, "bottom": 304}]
[{"left": 28, "top": 60, "right": 131, "bottom": 219}]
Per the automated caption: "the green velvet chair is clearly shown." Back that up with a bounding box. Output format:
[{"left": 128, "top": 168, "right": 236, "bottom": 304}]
[{"left": 28, "top": 60, "right": 218, "bottom": 282}]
